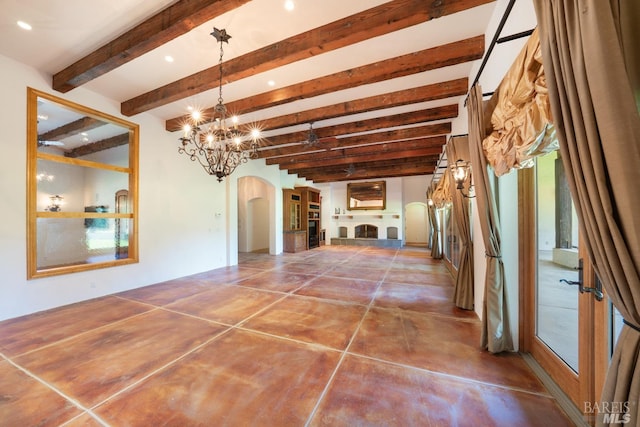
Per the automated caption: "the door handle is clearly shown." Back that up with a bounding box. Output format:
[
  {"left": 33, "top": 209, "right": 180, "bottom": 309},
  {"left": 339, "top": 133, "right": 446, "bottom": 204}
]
[{"left": 559, "top": 258, "right": 603, "bottom": 301}]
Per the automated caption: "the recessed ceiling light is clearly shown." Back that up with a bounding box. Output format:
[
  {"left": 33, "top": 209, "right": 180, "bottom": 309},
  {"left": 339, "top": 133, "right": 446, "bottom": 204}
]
[
  {"left": 268, "top": 80, "right": 275, "bottom": 87},
  {"left": 164, "top": 55, "right": 174, "bottom": 63},
  {"left": 284, "top": 1, "right": 294, "bottom": 11},
  {"left": 17, "top": 21, "right": 32, "bottom": 31}
]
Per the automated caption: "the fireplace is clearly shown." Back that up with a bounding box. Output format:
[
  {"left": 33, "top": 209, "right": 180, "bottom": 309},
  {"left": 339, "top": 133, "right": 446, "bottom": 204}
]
[{"left": 355, "top": 224, "right": 378, "bottom": 239}]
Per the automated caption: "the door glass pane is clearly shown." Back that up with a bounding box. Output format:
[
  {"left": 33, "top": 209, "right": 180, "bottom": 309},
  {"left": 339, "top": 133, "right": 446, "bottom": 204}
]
[
  {"left": 611, "top": 302, "right": 624, "bottom": 355},
  {"left": 535, "top": 151, "right": 580, "bottom": 372}
]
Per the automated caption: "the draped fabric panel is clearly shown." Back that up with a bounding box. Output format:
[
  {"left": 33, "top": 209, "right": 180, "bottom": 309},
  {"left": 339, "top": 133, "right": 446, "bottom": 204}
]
[
  {"left": 483, "top": 29, "right": 558, "bottom": 176},
  {"left": 468, "top": 84, "right": 514, "bottom": 353},
  {"left": 446, "top": 136, "right": 474, "bottom": 310},
  {"left": 431, "top": 171, "right": 451, "bottom": 208},
  {"left": 427, "top": 188, "right": 442, "bottom": 259},
  {"left": 534, "top": 1, "right": 640, "bottom": 425}
]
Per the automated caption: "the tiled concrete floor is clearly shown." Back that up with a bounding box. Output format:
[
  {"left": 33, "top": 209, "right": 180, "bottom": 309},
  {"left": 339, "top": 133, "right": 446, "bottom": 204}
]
[{"left": 0, "top": 246, "right": 574, "bottom": 426}]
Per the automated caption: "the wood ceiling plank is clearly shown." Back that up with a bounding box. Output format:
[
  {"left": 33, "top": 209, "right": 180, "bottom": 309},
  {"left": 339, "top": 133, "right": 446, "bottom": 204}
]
[
  {"left": 126, "top": 0, "right": 492, "bottom": 116},
  {"left": 166, "top": 78, "right": 467, "bottom": 132},
  {"left": 53, "top": 0, "right": 252, "bottom": 92}
]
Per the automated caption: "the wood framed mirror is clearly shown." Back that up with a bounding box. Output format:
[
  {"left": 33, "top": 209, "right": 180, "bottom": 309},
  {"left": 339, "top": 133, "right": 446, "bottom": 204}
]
[
  {"left": 27, "top": 87, "right": 139, "bottom": 279},
  {"left": 347, "top": 181, "right": 386, "bottom": 211}
]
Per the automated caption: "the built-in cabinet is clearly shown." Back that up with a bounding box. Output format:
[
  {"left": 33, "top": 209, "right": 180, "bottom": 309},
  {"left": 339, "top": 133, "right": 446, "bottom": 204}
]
[
  {"left": 283, "top": 189, "right": 306, "bottom": 253},
  {"left": 300, "top": 187, "right": 321, "bottom": 250},
  {"left": 282, "top": 187, "right": 321, "bottom": 252}
]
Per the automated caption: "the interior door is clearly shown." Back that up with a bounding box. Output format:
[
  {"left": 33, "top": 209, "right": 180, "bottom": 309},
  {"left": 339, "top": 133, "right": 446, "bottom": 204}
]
[{"left": 521, "top": 151, "right": 608, "bottom": 421}]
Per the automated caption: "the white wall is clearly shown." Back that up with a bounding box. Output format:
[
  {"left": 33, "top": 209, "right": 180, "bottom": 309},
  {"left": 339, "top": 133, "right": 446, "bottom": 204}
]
[{"left": 0, "top": 53, "right": 285, "bottom": 321}]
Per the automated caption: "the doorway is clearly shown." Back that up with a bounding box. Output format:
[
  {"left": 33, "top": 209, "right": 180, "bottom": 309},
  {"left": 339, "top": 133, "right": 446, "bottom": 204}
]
[
  {"left": 520, "top": 151, "right": 609, "bottom": 420},
  {"left": 405, "top": 202, "right": 428, "bottom": 247},
  {"left": 237, "top": 176, "right": 275, "bottom": 255},
  {"left": 247, "top": 197, "right": 269, "bottom": 253}
]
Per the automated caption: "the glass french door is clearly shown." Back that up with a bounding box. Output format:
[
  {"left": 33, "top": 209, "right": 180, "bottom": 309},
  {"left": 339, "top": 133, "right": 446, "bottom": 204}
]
[{"left": 521, "top": 151, "right": 610, "bottom": 420}]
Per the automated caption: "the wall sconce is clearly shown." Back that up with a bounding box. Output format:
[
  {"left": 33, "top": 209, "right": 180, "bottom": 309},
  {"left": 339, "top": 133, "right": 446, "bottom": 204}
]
[
  {"left": 36, "top": 171, "right": 54, "bottom": 182},
  {"left": 48, "top": 195, "right": 64, "bottom": 212},
  {"left": 450, "top": 159, "right": 475, "bottom": 198}
]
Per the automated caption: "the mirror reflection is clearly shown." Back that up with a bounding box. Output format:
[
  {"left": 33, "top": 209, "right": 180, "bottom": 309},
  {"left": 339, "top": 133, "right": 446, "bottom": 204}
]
[
  {"left": 28, "top": 88, "right": 138, "bottom": 278},
  {"left": 347, "top": 181, "right": 386, "bottom": 210}
]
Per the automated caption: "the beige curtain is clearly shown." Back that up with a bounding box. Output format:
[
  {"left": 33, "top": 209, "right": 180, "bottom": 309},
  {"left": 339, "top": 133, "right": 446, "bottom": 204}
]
[
  {"left": 467, "top": 84, "right": 514, "bottom": 353},
  {"left": 446, "top": 136, "right": 474, "bottom": 310},
  {"left": 483, "top": 29, "right": 558, "bottom": 176},
  {"left": 431, "top": 171, "right": 451, "bottom": 208},
  {"left": 534, "top": 1, "right": 640, "bottom": 425},
  {"left": 427, "top": 188, "right": 442, "bottom": 259}
]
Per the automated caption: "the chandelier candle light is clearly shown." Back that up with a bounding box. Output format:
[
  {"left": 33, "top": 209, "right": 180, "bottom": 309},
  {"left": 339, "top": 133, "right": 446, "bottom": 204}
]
[{"left": 179, "top": 28, "right": 260, "bottom": 182}]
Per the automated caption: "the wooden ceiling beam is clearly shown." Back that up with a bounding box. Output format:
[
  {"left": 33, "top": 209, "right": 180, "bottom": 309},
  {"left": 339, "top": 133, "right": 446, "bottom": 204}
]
[
  {"left": 53, "top": 0, "right": 252, "bottom": 93},
  {"left": 127, "top": 0, "right": 490, "bottom": 116},
  {"left": 164, "top": 34, "right": 481, "bottom": 127},
  {"left": 270, "top": 138, "right": 445, "bottom": 169},
  {"left": 297, "top": 155, "right": 438, "bottom": 174},
  {"left": 258, "top": 105, "right": 457, "bottom": 149},
  {"left": 65, "top": 133, "right": 130, "bottom": 158},
  {"left": 258, "top": 122, "right": 451, "bottom": 158},
  {"left": 167, "top": 78, "right": 467, "bottom": 132},
  {"left": 309, "top": 168, "right": 435, "bottom": 182},
  {"left": 38, "top": 117, "right": 104, "bottom": 142},
  {"left": 284, "top": 148, "right": 443, "bottom": 173},
  {"left": 300, "top": 161, "right": 437, "bottom": 183}
]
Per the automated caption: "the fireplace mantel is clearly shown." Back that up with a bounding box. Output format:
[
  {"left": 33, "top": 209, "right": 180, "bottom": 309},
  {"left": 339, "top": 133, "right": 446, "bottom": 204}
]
[{"left": 332, "top": 213, "right": 400, "bottom": 219}]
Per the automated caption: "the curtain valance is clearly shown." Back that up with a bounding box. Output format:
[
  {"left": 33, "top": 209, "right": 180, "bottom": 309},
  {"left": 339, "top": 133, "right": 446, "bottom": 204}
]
[{"left": 483, "top": 29, "right": 558, "bottom": 176}]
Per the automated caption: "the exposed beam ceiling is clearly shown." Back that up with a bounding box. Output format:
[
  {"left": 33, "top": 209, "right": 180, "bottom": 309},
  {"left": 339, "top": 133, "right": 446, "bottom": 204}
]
[{"left": 4, "top": 0, "right": 509, "bottom": 183}]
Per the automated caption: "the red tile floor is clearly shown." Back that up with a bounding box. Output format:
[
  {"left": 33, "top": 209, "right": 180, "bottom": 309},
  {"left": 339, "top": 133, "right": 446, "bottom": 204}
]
[{"left": 0, "top": 246, "right": 575, "bottom": 426}]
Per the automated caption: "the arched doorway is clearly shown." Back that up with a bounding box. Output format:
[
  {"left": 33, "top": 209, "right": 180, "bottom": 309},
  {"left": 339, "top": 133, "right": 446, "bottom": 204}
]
[{"left": 237, "top": 176, "right": 275, "bottom": 254}]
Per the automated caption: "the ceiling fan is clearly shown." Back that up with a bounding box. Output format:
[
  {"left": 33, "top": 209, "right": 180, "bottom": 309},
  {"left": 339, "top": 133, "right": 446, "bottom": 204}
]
[
  {"left": 303, "top": 122, "right": 339, "bottom": 148},
  {"left": 37, "top": 140, "right": 65, "bottom": 147},
  {"left": 304, "top": 122, "right": 320, "bottom": 147},
  {"left": 344, "top": 164, "right": 357, "bottom": 177}
]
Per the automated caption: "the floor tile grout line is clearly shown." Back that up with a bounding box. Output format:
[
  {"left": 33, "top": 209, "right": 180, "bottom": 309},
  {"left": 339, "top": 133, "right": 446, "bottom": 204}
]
[
  {"left": 303, "top": 247, "right": 400, "bottom": 426},
  {"left": 369, "top": 304, "right": 481, "bottom": 324},
  {"left": 3, "top": 307, "right": 163, "bottom": 360},
  {"left": 2, "top": 355, "right": 111, "bottom": 426},
  {"left": 342, "top": 351, "right": 556, "bottom": 399},
  {"left": 233, "top": 325, "right": 345, "bottom": 354},
  {"left": 88, "top": 325, "right": 236, "bottom": 413}
]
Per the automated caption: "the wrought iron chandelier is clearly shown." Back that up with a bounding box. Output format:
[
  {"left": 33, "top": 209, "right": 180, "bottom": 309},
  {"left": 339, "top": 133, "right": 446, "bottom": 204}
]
[{"left": 179, "top": 28, "right": 260, "bottom": 182}]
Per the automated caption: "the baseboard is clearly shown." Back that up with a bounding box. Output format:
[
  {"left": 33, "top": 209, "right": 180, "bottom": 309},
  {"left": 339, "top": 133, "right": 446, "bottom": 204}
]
[{"left": 521, "top": 353, "right": 589, "bottom": 426}]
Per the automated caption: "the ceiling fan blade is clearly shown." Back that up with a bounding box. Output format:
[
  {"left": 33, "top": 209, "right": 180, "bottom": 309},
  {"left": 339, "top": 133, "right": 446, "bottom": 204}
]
[{"left": 38, "top": 140, "right": 65, "bottom": 147}]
